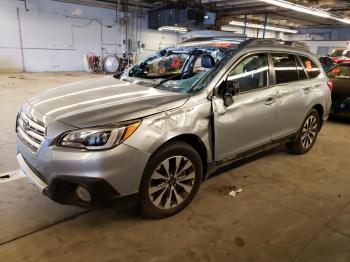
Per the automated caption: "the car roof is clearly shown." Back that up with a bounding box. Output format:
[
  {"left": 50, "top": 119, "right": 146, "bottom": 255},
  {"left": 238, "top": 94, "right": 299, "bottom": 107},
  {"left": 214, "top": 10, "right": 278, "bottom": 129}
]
[{"left": 179, "top": 37, "right": 312, "bottom": 54}]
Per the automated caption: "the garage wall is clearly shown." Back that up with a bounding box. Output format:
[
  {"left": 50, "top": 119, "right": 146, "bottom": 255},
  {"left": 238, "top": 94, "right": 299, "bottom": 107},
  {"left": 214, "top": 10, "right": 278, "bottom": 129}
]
[
  {"left": 0, "top": 0, "right": 179, "bottom": 72},
  {"left": 221, "top": 25, "right": 290, "bottom": 40},
  {"left": 137, "top": 18, "right": 181, "bottom": 60},
  {"left": 291, "top": 27, "right": 350, "bottom": 41},
  {"left": 301, "top": 41, "right": 350, "bottom": 55}
]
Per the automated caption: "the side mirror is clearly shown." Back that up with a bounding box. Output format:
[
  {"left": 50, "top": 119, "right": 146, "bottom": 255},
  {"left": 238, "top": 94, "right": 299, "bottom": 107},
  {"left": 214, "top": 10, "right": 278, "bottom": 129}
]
[{"left": 223, "top": 80, "right": 240, "bottom": 107}]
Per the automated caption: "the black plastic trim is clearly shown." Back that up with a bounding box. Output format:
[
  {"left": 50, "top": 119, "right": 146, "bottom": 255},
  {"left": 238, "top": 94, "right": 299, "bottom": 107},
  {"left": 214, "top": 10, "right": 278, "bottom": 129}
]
[
  {"left": 43, "top": 175, "right": 120, "bottom": 208},
  {"left": 207, "top": 132, "right": 297, "bottom": 175}
]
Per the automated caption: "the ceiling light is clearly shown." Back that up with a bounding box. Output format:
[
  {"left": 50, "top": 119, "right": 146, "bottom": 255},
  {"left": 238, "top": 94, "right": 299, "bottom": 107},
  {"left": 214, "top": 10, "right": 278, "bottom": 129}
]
[
  {"left": 259, "top": 0, "right": 350, "bottom": 24},
  {"left": 158, "top": 26, "right": 189, "bottom": 33},
  {"left": 228, "top": 21, "right": 298, "bottom": 34}
]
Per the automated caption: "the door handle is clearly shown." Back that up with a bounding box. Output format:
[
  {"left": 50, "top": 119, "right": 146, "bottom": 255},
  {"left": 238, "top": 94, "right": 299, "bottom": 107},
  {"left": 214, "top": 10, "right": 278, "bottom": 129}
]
[
  {"left": 302, "top": 86, "right": 313, "bottom": 94},
  {"left": 265, "top": 96, "right": 277, "bottom": 106}
]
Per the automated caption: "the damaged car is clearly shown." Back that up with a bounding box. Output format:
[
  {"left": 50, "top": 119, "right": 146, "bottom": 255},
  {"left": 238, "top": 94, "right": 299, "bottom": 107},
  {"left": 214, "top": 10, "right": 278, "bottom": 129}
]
[{"left": 16, "top": 37, "right": 332, "bottom": 218}]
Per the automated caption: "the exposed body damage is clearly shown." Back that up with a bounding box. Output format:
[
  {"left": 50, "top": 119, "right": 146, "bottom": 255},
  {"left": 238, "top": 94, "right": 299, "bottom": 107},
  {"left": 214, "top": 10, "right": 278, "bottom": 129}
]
[{"left": 15, "top": 37, "right": 332, "bottom": 217}]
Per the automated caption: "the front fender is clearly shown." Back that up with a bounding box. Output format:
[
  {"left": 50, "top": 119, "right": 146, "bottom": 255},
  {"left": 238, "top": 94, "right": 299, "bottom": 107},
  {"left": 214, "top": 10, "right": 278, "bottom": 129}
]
[{"left": 124, "top": 102, "right": 213, "bottom": 162}]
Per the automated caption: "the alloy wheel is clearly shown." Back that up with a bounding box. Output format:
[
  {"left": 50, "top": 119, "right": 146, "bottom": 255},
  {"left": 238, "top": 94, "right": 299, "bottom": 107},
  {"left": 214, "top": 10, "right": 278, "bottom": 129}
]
[
  {"left": 148, "top": 156, "right": 196, "bottom": 210},
  {"left": 301, "top": 115, "right": 318, "bottom": 149}
]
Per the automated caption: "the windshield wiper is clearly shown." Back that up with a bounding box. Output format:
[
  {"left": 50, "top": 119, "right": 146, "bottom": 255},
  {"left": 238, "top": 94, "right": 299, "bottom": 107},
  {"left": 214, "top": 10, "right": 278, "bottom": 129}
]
[
  {"left": 156, "top": 85, "right": 184, "bottom": 93},
  {"left": 152, "top": 67, "right": 205, "bottom": 90},
  {"left": 152, "top": 72, "right": 184, "bottom": 89}
]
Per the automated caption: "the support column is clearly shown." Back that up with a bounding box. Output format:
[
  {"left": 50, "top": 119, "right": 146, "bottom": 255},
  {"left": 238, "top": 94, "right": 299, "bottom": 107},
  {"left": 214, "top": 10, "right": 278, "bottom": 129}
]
[
  {"left": 243, "top": 14, "right": 247, "bottom": 36},
  {"left": 16, "top": 8, "right": 25, "bottom": 72},
  {"left": 263, "top": 13, "right": 268, "bottom": 39}
]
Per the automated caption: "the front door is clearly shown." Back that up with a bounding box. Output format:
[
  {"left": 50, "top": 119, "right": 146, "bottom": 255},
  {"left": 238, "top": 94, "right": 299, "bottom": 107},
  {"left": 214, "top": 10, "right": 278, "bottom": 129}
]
[{"left": 212, "top": 53, "right": 278, "bottom": 161}]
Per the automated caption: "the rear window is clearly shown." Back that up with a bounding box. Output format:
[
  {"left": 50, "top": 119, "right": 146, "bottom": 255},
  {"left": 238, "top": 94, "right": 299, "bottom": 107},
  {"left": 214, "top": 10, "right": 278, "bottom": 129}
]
[
  {"left": 272, "top": 53, "right": 299, "bottom": 84},
  {"left": 299, "top": 56, "right": 321, "bottom": 79},
  {"left": 331, "top": 50, "right": 345, "bottom": 57}
]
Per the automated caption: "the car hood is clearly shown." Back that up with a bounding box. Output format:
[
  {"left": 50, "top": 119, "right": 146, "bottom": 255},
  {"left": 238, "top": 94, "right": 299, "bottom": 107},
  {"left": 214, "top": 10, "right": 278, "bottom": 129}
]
[{"left": 27, "top": 76, "right": 189, "bottom": 128}]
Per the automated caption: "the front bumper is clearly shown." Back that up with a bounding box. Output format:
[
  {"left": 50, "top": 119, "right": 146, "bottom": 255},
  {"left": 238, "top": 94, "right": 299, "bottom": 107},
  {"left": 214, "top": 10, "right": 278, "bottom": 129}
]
[
  {"left": 17, "top": 153, "right": 48, "bottom": 191},
  {"left": 16, "top": 135, "right": 150, "bottom": 207},
  {"left": 17, "top": 153, "right": 121, "bottom": 207}
]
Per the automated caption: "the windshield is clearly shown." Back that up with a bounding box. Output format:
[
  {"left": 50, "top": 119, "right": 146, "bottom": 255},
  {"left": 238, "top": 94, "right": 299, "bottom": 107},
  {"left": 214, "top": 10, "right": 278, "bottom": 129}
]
[
  {"left": 131, "top": 52, "right": 189, "bottom": 79},
  {"left": 120, "top": 43, "right": 236, "bottom": 93},
  {"left": 327, "top": 64, "right": 350, "bottom": 79},
  {"left": 331, "top": 50, "right": 345, "bottom": 57}
]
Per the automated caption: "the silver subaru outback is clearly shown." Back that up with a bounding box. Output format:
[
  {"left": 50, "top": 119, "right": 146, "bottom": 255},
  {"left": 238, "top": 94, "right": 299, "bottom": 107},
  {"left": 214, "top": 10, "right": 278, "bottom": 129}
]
[{"left": 16, "top": 38, "right": 332, "bottom": 218}]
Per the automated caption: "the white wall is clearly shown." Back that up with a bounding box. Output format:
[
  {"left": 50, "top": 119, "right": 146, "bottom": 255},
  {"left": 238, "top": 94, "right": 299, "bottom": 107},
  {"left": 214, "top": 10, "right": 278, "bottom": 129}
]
[
  {"left": 282, "top": 31, "right": 350, "bottom": 55},
  {"left": 297, "top": 41, "right": 350, "bottom": 55},
  {"left": 137, "top": 18, "right": 180, "bottom": 60},
  {"left": 221, "top": 25, "right": 290, "bottom": 40},
  {"left": 0, "top": 0, "right": 179, "bottom": 72}
]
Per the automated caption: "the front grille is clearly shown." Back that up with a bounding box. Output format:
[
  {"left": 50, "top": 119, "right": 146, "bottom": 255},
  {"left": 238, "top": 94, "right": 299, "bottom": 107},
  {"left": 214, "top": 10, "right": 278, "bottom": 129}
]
[{"left": 16, "top": 112, "right": 46, "bottom": 153}]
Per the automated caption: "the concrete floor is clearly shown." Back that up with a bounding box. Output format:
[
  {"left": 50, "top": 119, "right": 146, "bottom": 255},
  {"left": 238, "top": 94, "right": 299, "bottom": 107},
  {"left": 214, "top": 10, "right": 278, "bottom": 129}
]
[{"left": 0, "top": 72, "right": 349, "bottom": 262}]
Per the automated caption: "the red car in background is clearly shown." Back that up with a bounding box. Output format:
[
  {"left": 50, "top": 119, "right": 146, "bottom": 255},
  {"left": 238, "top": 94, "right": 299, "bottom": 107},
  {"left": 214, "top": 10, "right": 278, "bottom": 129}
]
[{"left": 331, "top": 49, "right": 350, "bottom": 63}]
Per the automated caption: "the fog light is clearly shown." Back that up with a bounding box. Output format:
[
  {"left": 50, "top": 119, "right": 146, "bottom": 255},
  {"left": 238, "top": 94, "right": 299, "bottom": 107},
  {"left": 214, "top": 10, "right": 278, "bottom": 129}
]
[{"left": 76, "top": 186, "right": 92, "bottom": 202}]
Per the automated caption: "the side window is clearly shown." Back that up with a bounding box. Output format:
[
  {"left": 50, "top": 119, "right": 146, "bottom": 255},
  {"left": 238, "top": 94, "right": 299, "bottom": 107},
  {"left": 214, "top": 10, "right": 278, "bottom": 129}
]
[
  {"left": 272, "top": 53, "right": 299, "bottom": 84},
  {"left": 295, "top": 56, "right": 308, "bottom": 80},
  {"left": 345, "top": 51, "right": 350, "bottom": 57},
  {"left": 227, "top": 53, "right": 268, "bottom": 93},
  {"left": 299, "top": 56, "right": 321, "bottom": 79}
]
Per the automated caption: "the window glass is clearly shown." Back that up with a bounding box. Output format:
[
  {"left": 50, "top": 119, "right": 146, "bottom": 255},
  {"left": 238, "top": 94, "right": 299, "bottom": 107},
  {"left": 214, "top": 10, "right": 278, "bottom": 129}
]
[
  {"left": 345, "top": 51, "right": 350, "bottom": 57},
  {"left": 272, "top": 53, "right": 299, "bottom": 84},
  {"left": 295, "top": 56, "right": 308, "bottom": 80},
  {"left": 299, "top": 56, "right": 321, "bottom": 79},
  {"left": 227, "top": 54, "right": 268, "bottom": 92}
]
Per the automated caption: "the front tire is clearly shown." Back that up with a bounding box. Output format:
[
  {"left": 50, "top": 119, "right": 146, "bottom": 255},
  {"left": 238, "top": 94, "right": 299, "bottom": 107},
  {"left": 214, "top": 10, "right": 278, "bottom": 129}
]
[
  {"left": 139, "top": 141, "right": 203, "bottom": 219},
  {"left": 287, "top": 108, "right": 321, "bottom": 154}
]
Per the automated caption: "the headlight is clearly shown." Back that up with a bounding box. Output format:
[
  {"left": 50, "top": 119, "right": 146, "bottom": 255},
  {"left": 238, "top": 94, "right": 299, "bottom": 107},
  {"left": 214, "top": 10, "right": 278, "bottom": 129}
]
[{"left": 57, "top": 121, "right": 141, "bottom": 150}]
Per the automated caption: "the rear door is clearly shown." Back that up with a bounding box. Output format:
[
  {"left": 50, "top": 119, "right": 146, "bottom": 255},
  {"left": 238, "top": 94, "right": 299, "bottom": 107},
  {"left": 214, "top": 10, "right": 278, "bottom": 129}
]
[
  {"left": 270, "top": 53, "right": 314, "bottom": 139},
  {"left": 212, "top": 52, "right": 278, "bottom": 160}
]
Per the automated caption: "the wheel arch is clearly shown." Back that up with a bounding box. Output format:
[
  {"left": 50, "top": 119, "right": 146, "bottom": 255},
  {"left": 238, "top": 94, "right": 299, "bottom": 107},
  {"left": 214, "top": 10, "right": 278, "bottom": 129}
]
[
  {"left": 151, "top": 134, "right": 208, "bottom": 178},
  {"left": 312, "top": 104, "right": 324, "bottom": 129}
]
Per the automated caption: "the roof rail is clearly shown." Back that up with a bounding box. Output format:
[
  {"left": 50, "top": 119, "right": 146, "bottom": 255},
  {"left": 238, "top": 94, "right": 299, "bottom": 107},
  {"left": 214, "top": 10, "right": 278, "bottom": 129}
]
[
  {"left": 240, "top": 38, "right": 309, "bottom": 51},
  {"left": 241, "top": 38, "right": 278, "bottom": 48},
  {"left": 181, "top": 37, "right": 215, "bottom": 43},
  {"left": 280, "top": 40, "right": 309, "bottom": 50},
  {"left": 180, "top": 37, "right": 309, "bottom": 51},
  {"left": 181, "top": 36, "right": 248, "bottom": 43}
]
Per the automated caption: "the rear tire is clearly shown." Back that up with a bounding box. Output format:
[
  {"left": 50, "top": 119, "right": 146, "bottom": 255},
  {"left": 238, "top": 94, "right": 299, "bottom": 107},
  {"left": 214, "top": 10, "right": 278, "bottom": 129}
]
[
  {"left": 286, "top": 108, "right": 321, "bottom": 154},
  {"left": 139, "top": 141, "right": 203, "bottom": 219}
]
